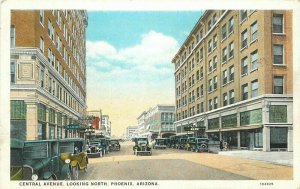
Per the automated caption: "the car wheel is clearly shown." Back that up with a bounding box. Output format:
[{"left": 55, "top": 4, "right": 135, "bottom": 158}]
[{"left": 71, "top": 166, "right": 79, "bottom": 180}]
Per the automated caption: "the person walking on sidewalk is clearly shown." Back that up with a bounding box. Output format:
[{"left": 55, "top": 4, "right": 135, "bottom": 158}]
[
  {"left": 227, "top": 137, "right": 232, "bottom": 150},
  {"left": 219, "top": 140, "right": 224, "bottom": 151}
]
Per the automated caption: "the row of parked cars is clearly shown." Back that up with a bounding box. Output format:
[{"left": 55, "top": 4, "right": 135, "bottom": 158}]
[
  {"left": 86, "top": 137, "right": 121, "bottom": 158},
  {"left": 10, "top": 137, "right": 122, "bottom": 181},
  {"left": 131, "top": 135, "right": 209, "bottom": 156},
  {"left": 11, "top": 138, "right": 88, "bottom": 181}
]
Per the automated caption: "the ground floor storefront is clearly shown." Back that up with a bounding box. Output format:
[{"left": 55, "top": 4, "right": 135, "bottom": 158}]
[{"left": 174, "top": 95, "right": 293, "bottom": 152}]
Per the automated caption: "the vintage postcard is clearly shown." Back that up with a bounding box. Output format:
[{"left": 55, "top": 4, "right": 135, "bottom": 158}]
[{"left": 1, "top": 0, "right": 300, "bottom": 189}]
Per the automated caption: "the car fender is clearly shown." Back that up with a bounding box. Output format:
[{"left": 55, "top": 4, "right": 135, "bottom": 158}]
[
  {"left": 70, "top": 160, "right": 79, "bottom": 167},
  {"left": 43, "top": 171, "right": 57, "bottom": 180}
]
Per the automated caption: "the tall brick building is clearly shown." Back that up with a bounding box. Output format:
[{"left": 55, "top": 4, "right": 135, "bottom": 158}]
[
  {"left": 10, "top": 10, "right": 88, "bottom": 140},
  {"left": 172, "top": 10, "right": 293, "bottom": 151}
]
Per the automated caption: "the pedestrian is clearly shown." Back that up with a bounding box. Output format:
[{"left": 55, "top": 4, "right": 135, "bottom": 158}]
[
  {"left": 219, "top": 140, "right": 223, "bottom": 151},
  {"left": 223, "top": 141, "right": 228, "bottom": 151},
  {"left": 227, "top": 137, "right": 231, "bottom": 150}
]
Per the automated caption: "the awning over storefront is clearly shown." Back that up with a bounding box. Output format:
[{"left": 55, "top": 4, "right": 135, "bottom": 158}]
[{"left": 206, "top": 125, "right": 263, "bottom": 133}]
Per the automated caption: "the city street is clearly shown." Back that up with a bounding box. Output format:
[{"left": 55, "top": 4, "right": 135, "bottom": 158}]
[{"left": 80, "top": 141, "right": 292, "bottom": 180}]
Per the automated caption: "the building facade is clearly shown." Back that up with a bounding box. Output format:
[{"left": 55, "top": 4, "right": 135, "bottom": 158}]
[
  {"left": 137, "top": 105, "right": 176, "bottom": 139},
  {"left": 101, "top": 115, "right": 111, "bottom": 137},
  {"left": 172, "top": 10, "right": 293, "bottom": 151},
  {"left": 10, "top": 10, "right": 88, "bottom": 141},
  {"left": 126, "top": 126, "right": 138, "bottom": 139}
]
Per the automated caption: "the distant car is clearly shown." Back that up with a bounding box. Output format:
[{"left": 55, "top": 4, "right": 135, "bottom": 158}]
[
  {"left": 153, "top": 138, "right": 167, "bottom": 149},
  {"left": 133, "top": 137, "right": 152, "bottom": 156},
  {"left": 186, "top": 137, "right": 196, "bottom": 151},
  {"left": 86, "top": 142, "right": 103, "bottom": 158},
  {"left": 178, "top": 138, "right": 187, "bottom": 150},
  {"left": 108, "top": 139, "right": 121, "bottom": 151},
  {"left": 92, "top": 138, "right": 110, "bottom": 154}
]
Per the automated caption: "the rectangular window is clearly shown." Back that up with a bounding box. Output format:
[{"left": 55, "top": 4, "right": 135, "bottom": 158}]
[
  {"left": 273, "top": 76, "right": 284, "bottom": 94},
  {"left": 200, "top": 67, "right": 203, "bottom": 78},
  {"left": 10, "top": 26, "right": 15, "bottom": 48},
  {"left": 197, "top": 87, "right": 200, "bottom": 98},
  {"left": 39, "top": 10, "right": 44, "bottom": 25},
  {"left": 200, "top": 85, "right": 204, "bottom": 96},
  {"left": 208, "top": 40, "right": 212, "bottom": 53},
  {"left": 229, "top": 65, "right": 234, "bottom": 81},
  {"left": 200, "top": 48, "right": 203, "bottom": 60},
  {"left": 213, "top": 56, "right": 217, "bottom": 69},
  {"left": 269, "top": 105, "right": 287, "bottom": 123},
  {"left": 208, "top": 20, "right": 212, "bottom": 30},
  {"left": 213, "top": 76, "right": 217, "bottom": 90},
  {"left": 229, "top": 89, "right": 235, "bottom": 104},
  {"left": 196, "top": 70, "right": 199, "bottom": 80},
  {"left": 222, "top": 114, "right": 237, "bottom": 128},
  {"left": 251, "top": 21, "right": 258, "bottom": 41},
  {"left": 222, "top": 24, "right": 227, "bottom": 40},
  {"left": 251, "top": 50, "right": 258, "bottom": 70},
  {"left": 222, "top": 47, "right": 227, "bottom": 63},
  {"left": 251, "top": 80, "right": 259, "bottom": 97},
  {"left": 10, "top": 61, "right": 16, "bottom": 84},
  {"left": 40, "top": 69, "right": 45, "bottom": 88},
  {"left": 40, "top": 37, "right": 44, "bottom": 53},
  {"left": 223, "top": 93, "right": 228, "bottom": 106},
  {"left": 209, "top": 99, "right": 213, "bottom": 111},
  {"left": 208, "top": 117, "right": 219, "bottom": 130},
  {"left": 241, "top": 56, "right": 248, "bottom": 75},
  {"left": 241, "top": 29, "right": 247, "bottom": 49},
  {"left": 213, "top": 14, "right": 217, "bottom": 24},
  {"left": 214, "top": 97, "right": 218, "bottom": 109},
  {"left": 208, "top": 60, "right": 213, "bottom": 72},
  {"left": 273, "top": 14, "right": 284, "bottom": 33},
  {"left": 229, "top": 42, "right": 234, "bottom": 58},
  {"left": 228, "top": 17, "right": 234, "bottom": 33},
  {"left": 222, "top": 70, "right": 227, "bottom": 85},
  {"left": 208, "top": 79, "right": 213, "bottom": 92},
  {"left": 240, "top": 10, "right": 247, "bottom": 22},
  {"left": 242, "top": 84, "right": 248, "bottom": 100},
  {"left": 273, "top": 44, "right": 284, "bottom": 65},
  {"left": 240, "top": 109, "right": 262, "bottom": 126},
  {"left": 213, "top": 34, "right": 217, "bottom": 49}
]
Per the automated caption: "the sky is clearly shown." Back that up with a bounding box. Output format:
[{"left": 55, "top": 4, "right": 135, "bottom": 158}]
[{"left": 86, "top": 11, "right": 203, "bottom": 137}]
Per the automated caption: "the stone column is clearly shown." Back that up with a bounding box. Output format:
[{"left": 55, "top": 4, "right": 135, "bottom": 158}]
[
  {"left": 46, "top": 107, "right": 49, "bottom": 139},
  {"left": 237, "top": 131, "right": 241, "bottom": 149},
  {"left": 54, "top": 110, "right": 58, "bottom": 139},
  {"left": 25, "top": 100, "right": 38, "bottom": 140},
  {"left": 263, "top": 126, "right": 270, "bottom": 152},
  {"left": 288, "top": 127, "right": 293, "bottom": 152}
]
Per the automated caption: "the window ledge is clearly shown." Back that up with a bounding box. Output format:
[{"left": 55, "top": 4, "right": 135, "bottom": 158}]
[
  {"left": 228, "top": 31, "right": 234, "bottom": 37},
  {"left": 241, "top": 73, "right": 248, "bottom": 77},
  {"left": 227, "top": 80, "right": 234, "bottom": 85},
  {"left": 250, "top": 68, "right": 258, "bottom": 73},
  {"left": 222, "top": 82, "right": 228, "bottom": 87},
  {"left": 221, "top": 37, "right": 227, "bottom": 43},
  {"left": 228, "top": 56, "right": 234, "bottom": 61},
  {"left": 213, "top": 47, "right": 217, "bottom": 52},
  {"left": 273, "top": 64, "right": 287, "bottom": 67},
  {"left": 240, "top": 17, "right": 248, "bottom": 25},
  {"left": 240, "top": 45, "right": 248, "bottom": 52},
  {"left": 272, "top": 33, "right": 286, "bottom": 36},
  {"left": 250, "top": 39, "right": 258, "bottom": 45},
  {"left": 222, "top": 60, "right": 227, "bottom": 65}
]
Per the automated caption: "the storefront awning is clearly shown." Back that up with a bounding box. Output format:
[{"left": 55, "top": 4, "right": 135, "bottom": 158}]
[{"left": 206, "top": 125, "right": 263, "bottom": 133}]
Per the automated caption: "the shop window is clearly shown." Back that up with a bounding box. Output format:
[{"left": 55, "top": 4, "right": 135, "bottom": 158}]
[
  {"left": 208, "top": 117, "right": 219, "bottom": 130},
  {"left": 221, "top": 114, "right": 237, "bottom": 128},
  {"left": 270, "top": 127, "right": 287, "bottom": 148},
  {"left": 269, "top": 105, "right": 287, "bottom": 123}
]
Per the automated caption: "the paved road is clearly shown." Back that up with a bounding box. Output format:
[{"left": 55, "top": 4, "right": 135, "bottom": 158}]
[{"left": 80, "top": 141, "right": 250, "bottom": 180}]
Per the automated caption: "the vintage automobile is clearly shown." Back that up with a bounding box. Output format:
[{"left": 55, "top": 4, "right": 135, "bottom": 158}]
[
  {"left": 59, "top": 138, "right": 89, "bottom": 180},
  {"left": 178, "top": 138, "right": 187, "bottom": 150},
  {"left": 86, "top": 141, "right": 103, "bottom": 158},
  {"left": 92, "top": 138, "right": 110, "bottom": 154},
  {"left": 153, "top": 138, "right": 167, "bottom": 149},
  {"left": 21, "top": 139, "right": 70, "bottom": 180},
  {"left": 10, "top": 138, "right": 24, "bottom": 180},
  {"left": 194, "top": 138, "right": 210, "bottom": 152},
  {"left": 108, "top": 139, "right": 121, "bottom": 151},
  {"left": 169, "top": 136, "right": 176, "bottom": 148},
  {"left": 133, "top": 137, "right": 152, "bottom": 156},
  {"left": 186, "top": 137, "right": 196, "bottom": 151}
]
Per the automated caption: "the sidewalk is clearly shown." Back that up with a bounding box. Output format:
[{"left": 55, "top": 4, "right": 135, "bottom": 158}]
[{"left": 208, "top": 145, "right": 293, "bottom": 166}]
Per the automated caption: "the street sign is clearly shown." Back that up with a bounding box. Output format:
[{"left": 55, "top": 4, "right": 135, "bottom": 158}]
[{"left": 64, "top": 124, "right": 81, "bottom": 130}]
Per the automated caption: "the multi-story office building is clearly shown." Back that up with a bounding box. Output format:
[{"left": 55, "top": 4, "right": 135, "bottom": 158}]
[
  {"left": 137, "top": 105, "right": 176, "bottom": 139},
  {"left": 172, "top": 10, "right": 293, "bottom": 151},
  {"left": 101, "top": 115, "right": 111, "bottom": 136},
  {"left": 126, "top": 126, "right": 138, "bottom": 139},
  {"left": 10, "top": 10, "right": 88, "bottom": 140}
]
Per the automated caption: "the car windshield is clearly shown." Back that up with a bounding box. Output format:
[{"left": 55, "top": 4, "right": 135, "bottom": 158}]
[
  {"left": 90, "top": 142, "right": 100, "bottom": 146},
  {"left": 197, "top": 138, "right": 209, "bottom": 143},
  {"left": 110, "top": 140, "right": 119, "bottom": 144},
  {"left": 189, "top": 138, "right": 196, "bottom": 142}
]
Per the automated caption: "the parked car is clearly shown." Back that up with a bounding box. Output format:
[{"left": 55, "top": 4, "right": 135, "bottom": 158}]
[
  {"left": 86, "top": 141, "right": 103, "bottom": 158},
  {"left": 169, "top": 136, "right": 176, "bottom": 148},
  {"left": 153, "top": 138, "right": 167, "bottom": 149},
  {"left": 59, "top": 138, "right": 89, "bottom": 180},
  {"left": 21, "top": 139, "right": 70, "bottom": 180},
  {"left": 108, "top": 139, "right": 121, "bottom": 151},
  {"left": 10, "top": 138, "right": 24, "bottom": 180},
  {"left": 194, "top": 138, "right": 209, "bottom": 152},
  {"left": 133, "top": 137, "right": 152, "bottom": 156},
  {"left": 178, "top": 138, "right": 187, "bottom": 149},
  {"left": 186, "top": 137, "right": 196, "bottom": 151}
]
